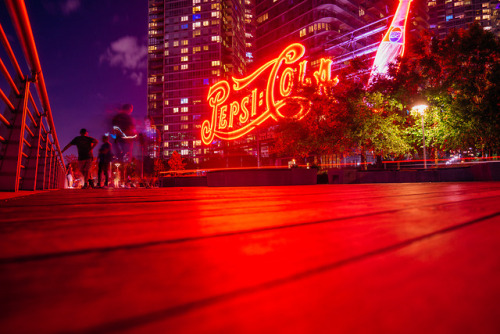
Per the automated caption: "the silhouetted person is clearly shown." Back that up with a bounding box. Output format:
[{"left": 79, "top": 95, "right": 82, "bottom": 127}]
[
  {"left": 97, "top": 135, "right": 113, "bottom": 188},
  {"left": 62, "top": 128, "right": 98, "bottom": 189}
]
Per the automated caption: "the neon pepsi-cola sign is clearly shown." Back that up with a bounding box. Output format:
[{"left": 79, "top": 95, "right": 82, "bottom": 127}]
[{"left": 201, "top": 43, "right": 339, "bottom": 145}]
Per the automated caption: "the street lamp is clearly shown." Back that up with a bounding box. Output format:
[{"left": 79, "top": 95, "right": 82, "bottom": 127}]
[{"left": 412, "top": 104, "right": 428, "bottom": 169}]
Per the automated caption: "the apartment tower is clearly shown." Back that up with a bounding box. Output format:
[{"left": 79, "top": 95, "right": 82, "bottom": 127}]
[
  {"left": 147, "top": 0, "right": 249, "bottom": 163},
  {"left": 428, "top": 0, "right": 500, "bottom": 38}
]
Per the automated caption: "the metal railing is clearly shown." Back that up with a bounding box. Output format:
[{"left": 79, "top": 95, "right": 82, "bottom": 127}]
[{"left": 0, "top": 0, "right": 65, "bottom": 192}]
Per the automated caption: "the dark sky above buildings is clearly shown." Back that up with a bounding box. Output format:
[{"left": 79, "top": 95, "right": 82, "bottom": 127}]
[{"left": 1, "top": 0, "right": 148, "bottom": 153}]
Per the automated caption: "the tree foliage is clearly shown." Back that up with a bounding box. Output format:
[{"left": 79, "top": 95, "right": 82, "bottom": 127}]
[
  {"left": 168, "top": 151, "right": 186, "bottom": 171},
  {"left": 273, "top": 23, "right": 500, "bottom": 161}
]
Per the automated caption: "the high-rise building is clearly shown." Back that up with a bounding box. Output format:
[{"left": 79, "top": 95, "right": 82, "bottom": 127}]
[
  {"left": 428, "top": 0, "right": 500, "bottom": 38},
  {"left": 147, "top": 0, "right": 249, "bottom": 164},
  {"left": 255, "top": 0, "right": 429, "bottom": 69}
]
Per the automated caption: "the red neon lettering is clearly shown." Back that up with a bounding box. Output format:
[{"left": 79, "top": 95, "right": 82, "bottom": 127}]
[{"left": 201, "top": 43, "right": 339, "bottom": 145}]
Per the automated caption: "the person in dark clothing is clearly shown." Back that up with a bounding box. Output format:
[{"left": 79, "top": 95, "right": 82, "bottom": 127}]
[
  {"left": 62, "top": 128, "right": 98, "bottom": 189},
  {"left": 97, "top": 135, "right": 113, "bottom": 188}
]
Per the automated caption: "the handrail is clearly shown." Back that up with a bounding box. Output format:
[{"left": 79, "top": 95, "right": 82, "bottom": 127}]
[
  {"left": 0, "top": 22, "right": 25, "bottom": 80},
  {"left": 5, "top": 0, "right": 65, "bottom": 168},
  {"left": 0, "top": 0, "right": 66, "bottom": 191}
]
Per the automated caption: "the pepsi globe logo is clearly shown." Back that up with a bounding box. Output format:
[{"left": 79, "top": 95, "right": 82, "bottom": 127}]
[{"left": 389, "top": 27, "right": 403, "bottom": 43}]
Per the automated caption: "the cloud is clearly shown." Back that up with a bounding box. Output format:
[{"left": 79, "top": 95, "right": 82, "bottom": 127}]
[
  {"left": 100, "top": 36, "right": 147, "bottom": 86},
  {"left": 60, "top": 0, "right": 81, "bottom": 15}
]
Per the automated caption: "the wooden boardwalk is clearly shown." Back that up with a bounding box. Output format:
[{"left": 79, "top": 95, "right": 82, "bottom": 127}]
[{"left": 1, "top": 183, "right": 500, "bottom": 333}]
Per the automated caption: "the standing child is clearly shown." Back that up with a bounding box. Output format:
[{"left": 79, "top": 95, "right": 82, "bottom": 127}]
[{"left": 97, "top": 135, "right": 113, "bottom": 188}]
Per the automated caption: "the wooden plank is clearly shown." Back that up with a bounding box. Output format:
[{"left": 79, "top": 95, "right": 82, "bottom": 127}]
[
  {"left": 1, "top": 183, "right": 500, "bottom": 260},
  {"left": 1, "top": 183, "right": 499, "bottom": 333},
  {"left": 133, "top": 215, "right": 500, "bottom": 334}
]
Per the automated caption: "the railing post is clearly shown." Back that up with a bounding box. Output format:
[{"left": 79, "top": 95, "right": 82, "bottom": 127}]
[
  {"left": 0, "top": 80, "right": 30, "bottom": 191},
  {"left": 47, "top": 146, "right": 54, "bottom": 189},
  {"left": 37, "top": 132, "right": 48, "bottom": 190},
  {"left": 20, "top": 106, "right": 42, "bottom": 191},
  {"left": 51, "top": 152, "right": 56, "bottom": 189}
]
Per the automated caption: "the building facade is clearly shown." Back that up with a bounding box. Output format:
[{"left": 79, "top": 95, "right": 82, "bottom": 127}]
[
  {"left": 428, "top": 0, "right": 500, "bottom": 38},
  {"left": 148, "top": 0, "right": 433, "bottom": 166},
  {"left": 147, "top": 0, "right": 250, "bottom": 164},
  {"left": 255, "top": 0, "right": 429, "bottom": 69}
]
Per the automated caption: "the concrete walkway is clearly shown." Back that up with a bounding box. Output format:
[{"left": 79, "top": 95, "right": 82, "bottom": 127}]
[{"left": 1, "top": 183, "right": 500, "bottom": 333}]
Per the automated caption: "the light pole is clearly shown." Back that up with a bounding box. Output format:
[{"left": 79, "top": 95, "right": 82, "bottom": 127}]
[{"left": 412, "top": 104, "right": 428, "bottom": 169}]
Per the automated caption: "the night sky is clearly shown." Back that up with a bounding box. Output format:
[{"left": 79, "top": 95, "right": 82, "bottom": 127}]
[{"left": 1, "top": 0, "right": 148, "bottom": 156}]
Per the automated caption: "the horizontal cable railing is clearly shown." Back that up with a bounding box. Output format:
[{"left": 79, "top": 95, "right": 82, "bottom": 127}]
[{"left": 0, "top": 0, "right": 66, "bottom": 192}]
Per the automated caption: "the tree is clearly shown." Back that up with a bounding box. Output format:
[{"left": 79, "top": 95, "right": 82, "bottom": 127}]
[
  {"left": 380, "top": 24, "right": 500, "bottom": 156},
  {"left": 273, "top": 57, "right": 411, "bottom": 164},
  {"left": 168, "top": 151, "right": 186, "bottom": 171}
]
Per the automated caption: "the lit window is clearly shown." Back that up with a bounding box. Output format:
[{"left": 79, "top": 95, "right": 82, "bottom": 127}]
[
  {"left": 164, "top": 42, "right": 169, "bottom": 47},
  {"left": 181, "top": 64, "right": 188, "bottom": 70},
  {"left": 181, "top": 116, "right": 189, "bottom": 121},
  {"left": 173, "top": 65, "right": 179, "bottom": 71},
  {"left": 181, "top": 16, "right": 188, "bottom": 22},
  {"left": 181, "top": 141, "right": 189, "bottom": 146},
  {"left": 181, "top": 56, "right": 189, "bottom": 61},
  {"left": 173, "top": 107, "right": 179, "bottom": 113},
  {"left": 164, "top": 50, "right": 169, "bottom": 56},
  {"left": 181, "top": 24, "right": 188, "bottom": 29},
  {"left": 211, "top": 11, "right": 220, "bottom": 18},
  {"left": 299, "top": 28, "right": 306, "bottom": 37},
  {"left": 193, "top": 30, "right": 201, "bottom": 37},
  {"left": 193, "top": 0, "right": 200, "bottom": 4},
  {"left": 211, "top": 60, "right": 220, "bottom": 66},
  {"left": 181, "top": 149, "right": 189, "bottom": 155},
  {"left": 173, "top": 41, "right": 179, "bottom": 47},
  {"left": 257, "top": 13, "right": 268, "bottom": 23},
  {"left": 181, "top": 48, "right": 188, "bottom": 53},
  {"left": 203, "top": 45, "right": 209, "bottom": 51},
  {"left": 181, "top": 107, "right": 189, "bottom": 112},
  {"left": 193, "top": 6, "right": 201, "bottom": 13},
  {"left": 181, "top": 125, "right": 189, "bottom": 130},
  {"left": 211, "top": 35, "right": 220, "bottom": 42},
  {"left": 181, "top": 98, "right": 189, "bottom": 104},
  {"left": 193, "top": 21, "right": 201, "bottom": 28},
  {"left": 164, "top": 142, "right": 169, "bottom": 147},
  {"left": 164, "top": 125, "right": 169, "bottom": 131},
  {"left": 446, "top": 15, "right": 453, "bottom": 21},
  {"left": 182, "top": 40, "right": 189, "bottom": 46},
  {"left": 193, "top": 46, "right": 201, "bottom": 53},
  {"left": 203, "top": 20, "right": 209, "bottom": 26}
]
